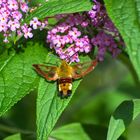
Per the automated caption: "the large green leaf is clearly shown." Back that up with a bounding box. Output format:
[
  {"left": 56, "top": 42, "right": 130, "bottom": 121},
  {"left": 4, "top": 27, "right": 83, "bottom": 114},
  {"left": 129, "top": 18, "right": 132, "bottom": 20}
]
[
  {"left": 104, "top": 0, "right": 140, "bottom": 79},
  {"left": 0, "top": 42, "right": 48, "bottom": 116},
  {"left": 107, "top": 99, "right": 140, "bottom": 140},
  {"left": 4, "top": 133, "right": 21, "bottom": 140},
  {"left": 24, "top": 0, "right": 92, "bottom": 23},
  {"left": 50, "top": 123, "right": 91, "bottom": 140}
]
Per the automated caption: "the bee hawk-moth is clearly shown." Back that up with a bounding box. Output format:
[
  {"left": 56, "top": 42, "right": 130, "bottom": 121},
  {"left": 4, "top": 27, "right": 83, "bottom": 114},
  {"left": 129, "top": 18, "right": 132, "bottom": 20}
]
[{"left": 33, "top": 59, "right": 98, "bottom": 99}]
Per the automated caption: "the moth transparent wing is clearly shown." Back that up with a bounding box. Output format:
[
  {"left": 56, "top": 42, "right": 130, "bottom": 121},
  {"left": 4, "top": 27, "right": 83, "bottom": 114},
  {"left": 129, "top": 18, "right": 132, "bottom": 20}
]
[
  {"left": 33, "top": 64, "right": 58, "bottom": 81},
  {"left": 71, "top": 59, "right": 98, "bottom": 79}
]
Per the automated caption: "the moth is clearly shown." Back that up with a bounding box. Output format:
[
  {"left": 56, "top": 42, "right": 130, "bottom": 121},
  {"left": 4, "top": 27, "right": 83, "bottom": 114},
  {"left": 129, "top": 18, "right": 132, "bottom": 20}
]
[{"left": 33, "top": 59, "right": 97, "bottom": 99}]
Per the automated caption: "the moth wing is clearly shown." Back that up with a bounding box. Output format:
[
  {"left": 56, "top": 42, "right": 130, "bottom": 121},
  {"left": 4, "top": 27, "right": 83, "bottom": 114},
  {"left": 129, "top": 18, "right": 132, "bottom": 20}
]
[
  {"left": 33, "top": 64, "right": 58, "bottom": 81},
  {"left": 71, "top": 59, "right": 98, "bottom": 79}
]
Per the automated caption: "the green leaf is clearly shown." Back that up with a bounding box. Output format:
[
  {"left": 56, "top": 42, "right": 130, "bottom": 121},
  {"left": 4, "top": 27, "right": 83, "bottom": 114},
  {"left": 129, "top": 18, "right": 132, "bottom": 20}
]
[
  {"left": 0, "top": 42, "right": 48, "bottom": 116},
  {"left": 29, "top": 0, "right": 52, "bottom": 6},
  {"left": 81, "top": 124, "right": 107, "bottom": 140},
  {"left": 24, "top": 0, "right": 92, "bottom": 23},
  {"left": 104, "top": 0, "right": 140, "bottom": 79},
  {"left": 50, "top": 123, "right": 91, "bottom": 140},
  {"left": 107, "top": 99, "right": 140, "bottom": 140},
  {"left": 4, "top": 133, "right": 21, "bottom": 140}
]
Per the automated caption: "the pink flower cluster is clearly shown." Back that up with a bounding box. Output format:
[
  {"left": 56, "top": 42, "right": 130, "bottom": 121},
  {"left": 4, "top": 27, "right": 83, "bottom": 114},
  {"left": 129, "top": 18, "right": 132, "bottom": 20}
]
[
  {"left": 47, "top": 14, "right": 93, "bottom": 62},
  {"left": 0, "top": 0, "right": 48, "bottom": 43},
  {"left": 88, "top": 0, "right": 106, "bottom": 27},
  {"left": 89, "top": 0, "right": 124, "bottom": 61},
  {"left": 47, "top": 14, "right": 92, "bottom": 62},
  {"left": 46, "top": 0, "right": 124, "bottom": 62},
  {"left": 91, "top": 31, "right": 122, "bottom": 61}
]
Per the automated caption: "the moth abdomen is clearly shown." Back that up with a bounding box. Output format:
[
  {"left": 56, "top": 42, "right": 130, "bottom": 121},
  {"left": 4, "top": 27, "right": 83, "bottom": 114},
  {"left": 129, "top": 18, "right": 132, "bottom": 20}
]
[{"left": 57, "top": 78, "right": 72, "bottom": 98}]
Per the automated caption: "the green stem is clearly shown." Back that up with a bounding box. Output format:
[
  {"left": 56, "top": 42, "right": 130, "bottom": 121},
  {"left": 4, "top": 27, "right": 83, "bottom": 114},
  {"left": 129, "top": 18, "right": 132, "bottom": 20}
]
[{"left": 0, "top": 124, "right": 34, "bottom": 135}]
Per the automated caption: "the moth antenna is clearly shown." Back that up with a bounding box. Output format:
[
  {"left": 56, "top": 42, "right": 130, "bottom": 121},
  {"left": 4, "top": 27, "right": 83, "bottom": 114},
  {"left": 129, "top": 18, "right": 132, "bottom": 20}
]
[{"left": 63, "top": 44, "right": 79, "bottom": 64}]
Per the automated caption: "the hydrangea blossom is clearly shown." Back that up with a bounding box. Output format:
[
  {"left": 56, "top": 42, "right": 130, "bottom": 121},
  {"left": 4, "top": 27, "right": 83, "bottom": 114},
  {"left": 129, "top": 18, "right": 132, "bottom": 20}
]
[
  {"left": 0, "top": 0, "right": 48, "bottom": 43},
  {"left": 46, "top": 0, "right": 124, "bottom": 62}
]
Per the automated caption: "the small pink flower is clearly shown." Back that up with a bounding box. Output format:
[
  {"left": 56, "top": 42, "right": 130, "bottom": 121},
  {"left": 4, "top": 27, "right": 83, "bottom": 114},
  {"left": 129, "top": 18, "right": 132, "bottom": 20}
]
[
  {"left": 68, "top": 27, "right": 81, "bottom": 40},
  {"left": 8, "top": 20, "right": 20, "bottom": 31},
  {"left": 21, "top": 24, "right": 33, "bottom": 38},
  {"left": 52, "top": 36, "right": 62, "bottom": 47},
  {"left": 2, "top": 10, "right": 10, "bottom": 18},
  {"left": 40, "top": 23, "right": 46, "bottom": 30},
  {"left": 0, "top": 23, "right": 7, "bottom": 32},
  {"left": 57, "top": 23, "right": 70, "bottom": 33},
  {"left": 8, "top": 0, "right": 18, "bottom": 10},
  {"left": 17, "top": 30, "right": 22, "bottom": 36},
  {"left": 23, "top": 28, "right": 33, "bottom": 39},
  {"left": 51, "top": 28, "right": 58, "bottom": 34},
  {"left": 81, "top": 21, "right": 89, "bottom": 27},
  {"left": 0, "top": 15, "right": 7, "bottom": 24},
  {"left": 30, "top": 17, "right": 41, "bottom": 29},
  {"left": 12, "top": 11, "right": 22, "bottom": 20},
  {"left": 63, "top": 35, "right": 72, "bottom": 44},
  {"left": 20, "top": 2, "right": 29, "bottom": 13}
]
